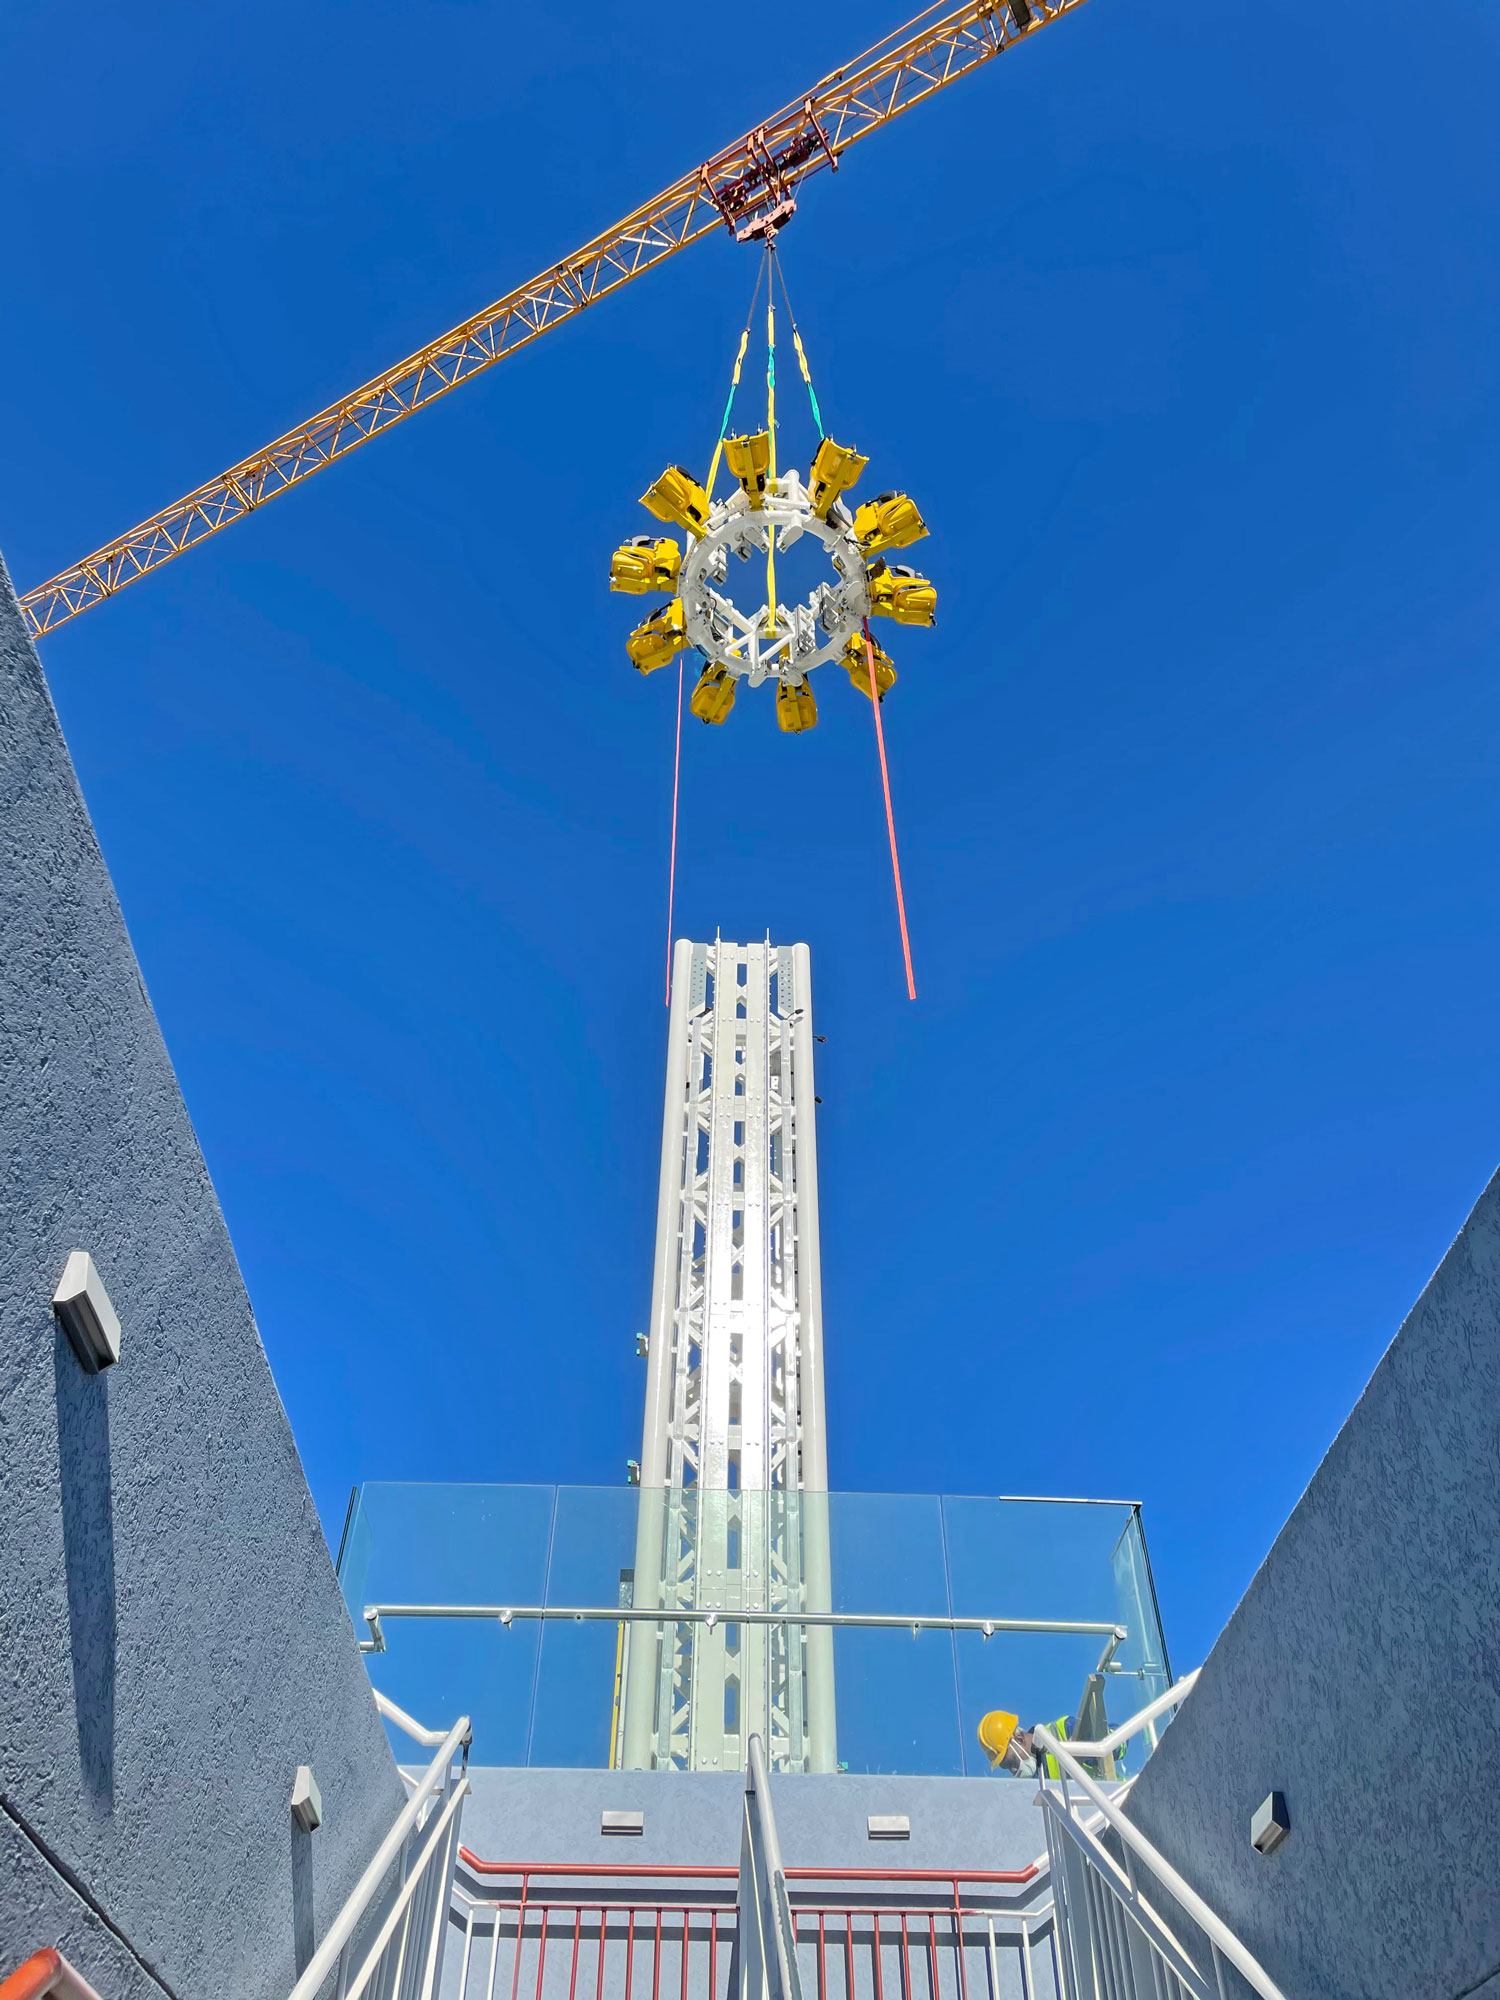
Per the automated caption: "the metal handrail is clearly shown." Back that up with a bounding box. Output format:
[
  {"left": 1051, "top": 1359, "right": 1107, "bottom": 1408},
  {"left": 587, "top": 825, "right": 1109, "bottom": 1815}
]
[
  {"left": 739, "top": 1733, "right": 803, "bottom": 2000},
  {"left": 340, "top": 1781, "right": 469, "bottom": 2000},
  {"left": 286, "top": 1711, "right": 471, "bottom": 2000},
  {"left": 360, "top": 1600, "right": 1126, "bottom": 1651},
  {"left": 1035, "top": 1720, "right": 1286, "bottom": 2000},
  {"left": 1044, "top": 1669, "right": 1199, "bottom": 1760},
  {"left": 456, "top": 1850, "right": 1043, "bottom": 1888},
  {"left": 1002, "top": 1674, "right": 1193, "bottom": 1881},
  {"left": 0, "top": 1955, "right": 103, "bottom": 2000},
  {"left": 373, "top": 1686, "right": 451, "bottom": 1746}
]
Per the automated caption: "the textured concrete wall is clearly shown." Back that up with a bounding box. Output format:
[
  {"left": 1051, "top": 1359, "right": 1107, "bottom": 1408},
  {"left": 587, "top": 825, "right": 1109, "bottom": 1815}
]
[
  {"left": 0, "top": 551, "right": 405, "bottom": 2000},
  {"left": 1124, "top": 1167, "right": 1500, "bottom": 2000}
]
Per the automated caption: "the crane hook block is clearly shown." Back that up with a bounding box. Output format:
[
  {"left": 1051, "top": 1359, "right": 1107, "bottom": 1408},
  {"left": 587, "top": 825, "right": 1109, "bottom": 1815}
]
[
  {"left": 808, "top": 437, "right": 869, "bottom": 520},
  {"left": 867, "top": 560, "right": 936, "bottom": 628},
  {"left": 689, "top": 663, "right": 737, "bottom": 725},
  {"left": 724, "top": 431, "right": 772, "bottom": 508},
  {"left": 611, "top": 536, "right": 682, "bottom": 594},
  {"left": 776, "top": 675, "right": 819, "bottom": 733},
  {"left": 642, "top": 466, "right": 711, "bottom": 538},
  {"left": 843, "top": 632, "right": 898, "bottom": 702},
  {"left": 626, "top": 598, "right": 689, "bottom": 673},
  {"left": 853, "top": 491, "right": 928, "bottom": 555}
]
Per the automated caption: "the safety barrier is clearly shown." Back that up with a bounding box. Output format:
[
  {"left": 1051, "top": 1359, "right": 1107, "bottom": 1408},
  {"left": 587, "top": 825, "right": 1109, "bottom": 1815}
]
[
  {"left": 450, "top": 1858, "right": 1059, "bottom": 2000},
  {"left": 285, "top": 1695, "right": 470, "bottom": 2000},
  {"left": 453, "top": 1732, "right": 1061, "bottom": 2000},
  {"left": 785, "top": 1869, "right": 1056, "bottom": 2000},
  {"left": 1034, "top": 1688, "right": 1284, "bottom": 2000}
]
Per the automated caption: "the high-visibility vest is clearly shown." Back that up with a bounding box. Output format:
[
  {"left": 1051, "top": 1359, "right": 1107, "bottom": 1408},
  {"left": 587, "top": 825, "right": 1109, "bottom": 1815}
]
[
  {"left": 1042, "top": 1714, "right": 1073, "bottom": 1780},
  {"left": 1043, "top": 1711, "right": 1124, "bottom": 1782}
]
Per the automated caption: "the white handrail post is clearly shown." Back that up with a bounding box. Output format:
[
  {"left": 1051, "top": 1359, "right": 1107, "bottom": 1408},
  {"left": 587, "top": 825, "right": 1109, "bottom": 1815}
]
[{"left": 739, "top": 1734, "right": 802, "bottom": 2000}]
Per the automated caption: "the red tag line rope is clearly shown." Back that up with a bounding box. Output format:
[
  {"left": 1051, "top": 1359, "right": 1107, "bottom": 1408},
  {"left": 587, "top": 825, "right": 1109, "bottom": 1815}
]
[
  {"left": 863, "top": 618, "right": 916, "bottom": 1000},
  {"left": 665, "top": 624, "right": 914, "bottom": 1005},
  {"left": 664, "top": 650, "right": 685, "bottom": 1006}
]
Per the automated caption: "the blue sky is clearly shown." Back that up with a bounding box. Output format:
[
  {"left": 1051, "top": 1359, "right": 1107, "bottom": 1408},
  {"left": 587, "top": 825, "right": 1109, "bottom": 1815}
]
[{"left": 3, "top": 0, "right": 1498, "bottom": 1675}]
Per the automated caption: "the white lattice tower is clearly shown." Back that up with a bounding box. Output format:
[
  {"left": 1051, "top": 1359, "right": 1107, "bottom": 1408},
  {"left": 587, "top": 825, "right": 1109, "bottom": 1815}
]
[{"left": 621, "top": 940, "right": 836, "bottom": 1772}]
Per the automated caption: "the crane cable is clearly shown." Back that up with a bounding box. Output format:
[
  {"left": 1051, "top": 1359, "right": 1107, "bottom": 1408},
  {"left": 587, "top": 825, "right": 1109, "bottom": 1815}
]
[
  {"left": 667, "top": 259, "right": 770, "bottom": 1004},
  {"left": 667, "top": 255, "right": 917, "bottom": 1004},
  {"left": 774, "top": 249, "right": 918, "bottom": 1001},
  {"left": 704, "top": 249, "right": 770, "bottom": 499}
]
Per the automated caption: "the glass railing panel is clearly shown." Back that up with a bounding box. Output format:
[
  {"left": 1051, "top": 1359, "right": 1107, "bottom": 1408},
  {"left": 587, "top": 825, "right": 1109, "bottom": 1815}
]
[
  {"left": 546, "top": 1485, "right": 640, "bottom": 1607},
  {"left": 335, "top": 1484, "right": 1175, "bottom": 1775},
  {"left": 529, "top": 1616, "right": 629, "bottom": 1769},
  {"left": 1107, "top": 1506, "right": 1174, "bottom": 1765},
  {"left": 339, "top": 1481, "right": 558, "bottom": 1762},
  {"left": 827, "top": 1491, "right": 950, "bottom": 1616},
  {"left": 529, "top": 1486, "right": 642, "bottom": 1768},
  {"left": 829, "top": 1626, "right": 965, "bottom": 1775},
  {"left": 346, "top": 1480, "right": 557, "bottom": 1606},
  {"left": 941, "top": 1495, "right": 1134, "bottom": 1623}
]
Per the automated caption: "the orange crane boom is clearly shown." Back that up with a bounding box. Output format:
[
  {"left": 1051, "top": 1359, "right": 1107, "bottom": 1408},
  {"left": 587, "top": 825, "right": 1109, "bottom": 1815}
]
[{"left": 19, "top": 0, "right": 1088, "bottom": 641}]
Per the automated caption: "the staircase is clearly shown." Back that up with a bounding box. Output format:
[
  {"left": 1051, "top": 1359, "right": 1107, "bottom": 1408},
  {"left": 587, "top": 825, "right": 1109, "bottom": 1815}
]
[{"left": 5, "top": 1687, "right": 1284, "bottom": 2000}]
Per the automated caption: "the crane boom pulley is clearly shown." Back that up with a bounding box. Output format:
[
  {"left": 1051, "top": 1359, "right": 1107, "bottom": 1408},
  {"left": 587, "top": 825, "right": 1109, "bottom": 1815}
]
[{"left": 19, "top": 0, "right": 1089, "bottom": 641}]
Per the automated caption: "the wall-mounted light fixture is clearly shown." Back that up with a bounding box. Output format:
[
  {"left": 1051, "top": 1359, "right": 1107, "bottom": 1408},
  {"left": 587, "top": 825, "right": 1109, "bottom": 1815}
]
[
  {"left": 53, "top": 1252, "right": 120, "bottom": 1372},
  {"left": 1251, "top": 1791, "right": 1290, "bottom": 1855},
  {"left": 291, "top": 1767, "right": 323, "bottom": 1833}
]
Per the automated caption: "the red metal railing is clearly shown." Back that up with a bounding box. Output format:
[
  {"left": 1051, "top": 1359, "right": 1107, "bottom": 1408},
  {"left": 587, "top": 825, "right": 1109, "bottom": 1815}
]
[
  {"left": 784, "top": 1869, "right": 1047, "bottom": 2000},
  {"left": 453, "top": 1855, "right": 1054, "bottom": 2000},
  {"left": 453, "top": 1857, "right": 738, "bottom": 2000},
  {"left": 0, "top": 1953, "right": 103, "bottom": 2000}
]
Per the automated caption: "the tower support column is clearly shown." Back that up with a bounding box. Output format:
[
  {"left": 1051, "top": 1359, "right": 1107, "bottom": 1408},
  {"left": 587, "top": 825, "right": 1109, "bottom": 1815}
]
[{"left": 622, "top": 939, "right": 836, "bottom": 1772}]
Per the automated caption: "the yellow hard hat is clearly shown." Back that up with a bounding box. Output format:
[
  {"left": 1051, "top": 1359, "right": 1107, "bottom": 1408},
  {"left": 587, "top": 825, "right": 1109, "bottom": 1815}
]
[{"left": 978, "top": 1710, "right": 1020, "bottom": 1770}]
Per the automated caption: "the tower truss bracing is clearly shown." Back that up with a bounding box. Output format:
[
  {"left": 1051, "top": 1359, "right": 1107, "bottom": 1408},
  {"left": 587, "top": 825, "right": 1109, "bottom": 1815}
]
[{"left": 621, "top": 940, "right": 836, "bottom": 1773}]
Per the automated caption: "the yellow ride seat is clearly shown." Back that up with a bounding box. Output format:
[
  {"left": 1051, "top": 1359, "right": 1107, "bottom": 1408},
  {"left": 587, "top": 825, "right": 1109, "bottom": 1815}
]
[
  {"left": 776, "top": 676, "right": 818, "bottom": 733},
  {"left": 808, "top": 436, "right": 868, "bottom": 519},
  {"left": 626, "top": 598, "right": 688, "bottom": 674},
  {"left": 853, "top": 491, "right": 928, "bottom": 555},
  {"left": 610, "top": 536, "right": 682, "bottom": 594},
  {"left": 842, "top": 631, "right": 897, "bottom": 702},
  {"left": 867, "top": 560, "right": 936, "bottom": 627},
  {"left": 641, "top": 466, "right": 711, "bottom": 538},
  {"left": 724, "top": 431, "right": 772, "bottom": 507},
  {"left": 689, "top": 663, "right": 737, "bottom": 725}
]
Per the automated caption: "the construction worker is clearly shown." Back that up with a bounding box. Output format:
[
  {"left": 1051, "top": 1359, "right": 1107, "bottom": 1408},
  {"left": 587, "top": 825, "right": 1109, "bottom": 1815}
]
[
  {"left": 977, "top": 1709, "right": 1039, "bottom": 1776},
  {"left": 978, "top": 1675, "right": 1121, "bottom": 1780}
]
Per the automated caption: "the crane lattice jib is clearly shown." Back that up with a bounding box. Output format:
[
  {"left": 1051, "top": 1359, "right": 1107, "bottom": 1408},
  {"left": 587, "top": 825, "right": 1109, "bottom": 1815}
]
[{"left": 19, "top": 0, "right": 1088, "bottom": 641}]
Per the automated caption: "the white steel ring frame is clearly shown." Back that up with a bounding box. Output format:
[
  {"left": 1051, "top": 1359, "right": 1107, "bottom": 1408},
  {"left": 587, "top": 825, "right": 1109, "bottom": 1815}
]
[{"left": 678, "top": 472, "right": 869, "bottom": 686}]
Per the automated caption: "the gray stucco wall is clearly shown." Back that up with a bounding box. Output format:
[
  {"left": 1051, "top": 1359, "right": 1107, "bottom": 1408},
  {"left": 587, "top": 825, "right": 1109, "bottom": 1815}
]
[
  {"left": 1124, "top": 1165, "right": 1500, "bottom": 2000},
  {"left": 0, "top": 550, "right": 405, "bottom": 1999},
  {"left": 456, "top": 1766, "right": 1052, "bottom": 1872}
]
